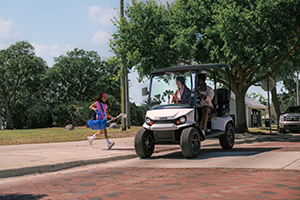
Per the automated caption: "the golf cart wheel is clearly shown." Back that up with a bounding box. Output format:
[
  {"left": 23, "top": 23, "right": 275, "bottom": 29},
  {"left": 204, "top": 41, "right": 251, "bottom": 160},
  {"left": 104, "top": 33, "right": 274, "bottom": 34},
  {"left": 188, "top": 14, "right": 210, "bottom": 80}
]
[
  {"left": 219, "top": 123, "right": 235, "bottom": 149},
  {"left": 134, "top": 128, "right": 155, "bottom": 158},
  {"left": 180, "top": 127, "right": 201, "bottom": 158}
]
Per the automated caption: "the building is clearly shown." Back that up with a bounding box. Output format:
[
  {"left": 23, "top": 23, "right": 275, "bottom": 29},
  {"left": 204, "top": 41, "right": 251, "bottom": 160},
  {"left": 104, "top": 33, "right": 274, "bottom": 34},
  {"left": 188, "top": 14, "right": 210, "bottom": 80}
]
[{"left": 230, "top": 93, "right": 267, "bottom": 128}]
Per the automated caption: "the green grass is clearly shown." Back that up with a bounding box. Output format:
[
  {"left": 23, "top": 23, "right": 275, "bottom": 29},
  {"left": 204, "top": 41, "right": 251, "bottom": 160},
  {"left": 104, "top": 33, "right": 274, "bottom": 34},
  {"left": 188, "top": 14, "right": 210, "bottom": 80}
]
[
  {"left": 0, "top": 126, "right": 142, "bottom": 146},
  {"left": 0, "top": 124, "right": 281, "bottom": 146},
  {"left": 248, "top": 124, "right": 279, "bottom": 134}
]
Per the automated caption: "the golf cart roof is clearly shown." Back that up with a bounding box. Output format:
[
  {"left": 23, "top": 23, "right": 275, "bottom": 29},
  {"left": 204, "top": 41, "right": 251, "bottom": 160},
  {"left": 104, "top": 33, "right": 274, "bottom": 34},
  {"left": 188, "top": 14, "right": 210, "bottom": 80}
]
[{"left": 151, "top": 63, "right": 229, "bottom": 74}]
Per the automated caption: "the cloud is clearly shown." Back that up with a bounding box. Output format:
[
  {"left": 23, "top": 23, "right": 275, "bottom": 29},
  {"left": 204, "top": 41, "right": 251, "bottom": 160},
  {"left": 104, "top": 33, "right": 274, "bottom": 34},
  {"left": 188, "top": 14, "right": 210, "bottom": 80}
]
[
  {"left": 32, "top": 43, "right": 59, "bottom": 56},
  {"left": 0, "top": 44, "right": 6, "bottom": 50},
  {"left": 31, "top": 43, "right": 76, "bottom": 67},
  {"left": 91, "top": 30, "right": 111, "bottom": 45},
  {"left": 88, "top": 5, "right": 118, "bottom": 26},
  {"left": 0, "top": 15, "right": 23, "bottom": 42}
]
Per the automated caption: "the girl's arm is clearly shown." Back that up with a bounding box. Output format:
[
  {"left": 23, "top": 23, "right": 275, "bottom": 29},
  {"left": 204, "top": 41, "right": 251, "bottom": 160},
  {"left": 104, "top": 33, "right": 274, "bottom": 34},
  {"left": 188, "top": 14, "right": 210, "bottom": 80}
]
[
  {"left": 106, "top": 113, "right": 115, "bottom": 120},
  {"left": 89, "top": 102, "right": 97, "bottom": 111}
]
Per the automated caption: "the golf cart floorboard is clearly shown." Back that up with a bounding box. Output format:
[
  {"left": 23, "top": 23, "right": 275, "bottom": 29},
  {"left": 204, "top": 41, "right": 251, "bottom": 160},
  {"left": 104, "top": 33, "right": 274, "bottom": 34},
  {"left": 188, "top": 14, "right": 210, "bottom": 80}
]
[{"left": 205, "top": 130, "right": 225, "bottom": 139}]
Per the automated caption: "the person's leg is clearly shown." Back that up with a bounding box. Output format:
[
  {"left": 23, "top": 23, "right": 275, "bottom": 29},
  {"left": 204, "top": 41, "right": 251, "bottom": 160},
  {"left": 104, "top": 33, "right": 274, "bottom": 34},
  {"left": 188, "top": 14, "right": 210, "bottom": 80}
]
[
  {"left": 197, "top": 107, "right": 202, "bottom": 124},
  {"left": 87, "top": 130, "right": 103, "bottom": 146},
  {"left": 201, "top": 107, "right": 211, "bottom": 132},
  {"left": 103, "top": 129, "right": 115, "bottom": 150}
]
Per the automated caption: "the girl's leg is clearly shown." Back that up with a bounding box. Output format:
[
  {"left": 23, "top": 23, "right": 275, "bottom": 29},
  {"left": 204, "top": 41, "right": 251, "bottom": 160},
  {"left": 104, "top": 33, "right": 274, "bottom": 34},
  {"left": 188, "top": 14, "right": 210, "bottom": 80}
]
[
  {"left": 87, "top": 130, "right": 103, "bottom": 146},
  {"left": 103, "top": 129, "right": 115, "bottom": 150},
  {"left": 103, "top": 129, "right": 110, "bottom": 144},
  {"left": 94, "top": 130, "right": 103, "bottom": 138}
]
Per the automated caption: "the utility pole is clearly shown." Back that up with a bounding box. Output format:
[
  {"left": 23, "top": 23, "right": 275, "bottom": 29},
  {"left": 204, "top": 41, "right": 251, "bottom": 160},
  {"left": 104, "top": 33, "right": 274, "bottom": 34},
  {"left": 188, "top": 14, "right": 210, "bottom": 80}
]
[
  {"left": 297, "top": 72, "right": 299, "bottom": 105},
  {"left": 120, "top": 0, "right": 126, "bottom": 131},
  {"left": 267, "top": 77, "right": 271, "bottom": 134},
  {"left": 120, "top": 0, "right": 130, "bottom": 130}
]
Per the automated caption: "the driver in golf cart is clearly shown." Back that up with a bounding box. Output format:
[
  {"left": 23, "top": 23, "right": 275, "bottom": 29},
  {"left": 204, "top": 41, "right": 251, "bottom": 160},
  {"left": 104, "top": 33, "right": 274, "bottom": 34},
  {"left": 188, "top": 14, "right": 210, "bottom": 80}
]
[
  {"left": 197, "top": 73, "right": 214, "bottom": 138},
  {"left": 171, "top": 76, "right": 191, "bottom": 104}
]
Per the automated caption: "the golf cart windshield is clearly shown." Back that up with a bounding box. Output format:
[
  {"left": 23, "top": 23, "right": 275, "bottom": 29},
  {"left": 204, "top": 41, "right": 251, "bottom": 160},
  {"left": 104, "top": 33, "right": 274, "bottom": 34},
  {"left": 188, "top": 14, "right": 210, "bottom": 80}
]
[{"left": 148, "top": 71, "right": 196, "bottom": 109}]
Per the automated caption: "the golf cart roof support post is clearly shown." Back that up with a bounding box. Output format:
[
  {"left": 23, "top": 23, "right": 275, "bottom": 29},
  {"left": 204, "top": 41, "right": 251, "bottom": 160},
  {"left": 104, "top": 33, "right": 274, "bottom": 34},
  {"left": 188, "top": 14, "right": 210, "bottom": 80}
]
[
  {"left": 214, "top": 69, "right": 217, "bottom": 90},
  {"left": 146, "top": 74, "right": 155, "bottom": 110}
]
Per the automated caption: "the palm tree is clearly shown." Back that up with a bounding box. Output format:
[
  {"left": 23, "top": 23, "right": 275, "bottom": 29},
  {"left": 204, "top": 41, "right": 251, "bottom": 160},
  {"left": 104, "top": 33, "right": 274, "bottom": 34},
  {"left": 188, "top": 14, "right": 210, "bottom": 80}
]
[
  {"left": 154, "top": 94, "right": 161, "bottom": 102},
  {"left": 163, "top": 90, "right": 174, "bottom": 103}
]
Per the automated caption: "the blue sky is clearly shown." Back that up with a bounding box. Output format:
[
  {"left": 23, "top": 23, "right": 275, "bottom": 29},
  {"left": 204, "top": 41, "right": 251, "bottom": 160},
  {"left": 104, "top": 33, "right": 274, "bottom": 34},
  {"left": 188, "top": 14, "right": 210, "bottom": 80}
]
[{"left": 0, "top": 0, "right": 278, "bottom": 105}]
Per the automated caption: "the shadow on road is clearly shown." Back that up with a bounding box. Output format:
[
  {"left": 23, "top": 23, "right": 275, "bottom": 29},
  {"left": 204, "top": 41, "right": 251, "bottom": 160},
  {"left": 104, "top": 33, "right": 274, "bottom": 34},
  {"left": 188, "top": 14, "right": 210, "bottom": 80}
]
[
  {"left": 0, "top": 194, "right": 47, "bottom": 199},
  {"left": 147, "top": 147, "right": 281, "bottom": 160}
]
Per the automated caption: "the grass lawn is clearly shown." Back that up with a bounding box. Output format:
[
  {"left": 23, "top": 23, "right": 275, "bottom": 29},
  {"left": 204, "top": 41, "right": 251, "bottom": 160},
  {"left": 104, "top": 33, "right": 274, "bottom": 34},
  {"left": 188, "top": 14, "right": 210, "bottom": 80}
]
[
  {"left": 0, "top": 124, "right": 281, "bottom": 146},
  {"left": 0, "top": 126, "right": 142, "bottom": 146},
  {"left": 248, "top": 124, "right": 279, "bottom": 134}
]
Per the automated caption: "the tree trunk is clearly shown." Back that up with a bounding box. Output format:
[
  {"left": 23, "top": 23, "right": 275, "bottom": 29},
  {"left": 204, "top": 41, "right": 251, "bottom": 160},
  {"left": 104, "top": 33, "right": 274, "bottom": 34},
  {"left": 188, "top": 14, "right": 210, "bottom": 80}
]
[
  {"left": 235, "top": 91, "right": 248, "bottom": 133},
  {"left": 5, "top": 104, "right": 12, "bottom": 129},
  {"left": 271, "top": 86, "right": 281, "bottom": 129}
]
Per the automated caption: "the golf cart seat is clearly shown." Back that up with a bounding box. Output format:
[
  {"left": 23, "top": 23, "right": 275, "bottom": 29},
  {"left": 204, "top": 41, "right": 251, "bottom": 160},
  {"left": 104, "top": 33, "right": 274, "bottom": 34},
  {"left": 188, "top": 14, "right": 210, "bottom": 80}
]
[
  {"left": 216, "top": 88, "right": 230, "bottom": 116},
  {"left": 208, "top": 90, "right": 218, "bottom": 119}
]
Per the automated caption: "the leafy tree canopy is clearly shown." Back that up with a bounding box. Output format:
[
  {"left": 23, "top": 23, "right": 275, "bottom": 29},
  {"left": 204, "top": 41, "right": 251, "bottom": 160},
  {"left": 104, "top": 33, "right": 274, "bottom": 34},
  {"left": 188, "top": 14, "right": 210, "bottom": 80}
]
[
  {"left": 0, "top": 41, "right": 48, "bottom": 129},
  {"left": 47, "top": 48, "right": 121, "bottom": 103}
]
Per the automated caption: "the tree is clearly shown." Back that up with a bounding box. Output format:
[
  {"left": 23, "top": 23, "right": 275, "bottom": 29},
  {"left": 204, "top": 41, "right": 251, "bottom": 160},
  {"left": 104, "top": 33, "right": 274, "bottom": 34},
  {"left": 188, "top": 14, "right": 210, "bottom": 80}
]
[
  {"left": 110, "top": 0, "right": 179, "bottom": 81},
  {"left": 47, "top": 48, "right": 121, "bottom": 103},
  {"left": 270, "top": 49, "right": 300, "bottom": 126},
  {"left": 130, "top": 102, "right": 147, "bottom": 125},
  {"left": 163, "top": 90, "right": 174, "bottom": 103},
  {"left": 0, "top": 41, "right": 48, "bottom": 129},
  {"left": 110, "top": 0, "right": 300, "bottom": 132},
  {"left": 246, "top": 92, "right": 268, "bottom": 106}
]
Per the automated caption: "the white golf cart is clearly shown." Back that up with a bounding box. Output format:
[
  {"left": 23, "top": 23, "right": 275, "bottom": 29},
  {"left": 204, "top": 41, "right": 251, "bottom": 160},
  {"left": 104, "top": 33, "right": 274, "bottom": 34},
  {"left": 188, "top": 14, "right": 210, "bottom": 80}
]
[{"left": 134, "top": 64, "right": 235, "bottom": 158}]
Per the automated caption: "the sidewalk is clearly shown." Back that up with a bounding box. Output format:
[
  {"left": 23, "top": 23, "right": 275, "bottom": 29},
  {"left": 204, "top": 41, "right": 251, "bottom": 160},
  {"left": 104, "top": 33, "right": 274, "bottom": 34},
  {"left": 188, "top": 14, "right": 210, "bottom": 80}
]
[{"left": 1, "top": 131, "right": 299, "bottom": 179}]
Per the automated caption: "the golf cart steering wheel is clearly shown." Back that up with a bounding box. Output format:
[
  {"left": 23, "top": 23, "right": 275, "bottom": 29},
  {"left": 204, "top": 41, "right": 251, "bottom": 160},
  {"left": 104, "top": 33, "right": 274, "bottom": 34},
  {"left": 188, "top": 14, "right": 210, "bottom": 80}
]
[{"left": 177, "top": 91, "right": 193, "bottom": 104}]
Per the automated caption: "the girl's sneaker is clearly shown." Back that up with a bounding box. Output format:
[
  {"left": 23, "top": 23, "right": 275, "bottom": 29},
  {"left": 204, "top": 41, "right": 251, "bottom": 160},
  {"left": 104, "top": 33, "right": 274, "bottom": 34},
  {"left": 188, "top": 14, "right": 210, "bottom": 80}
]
[
  {"left": 107, "top": 142, "right": 115, "bottom": 150},
  {"left": 87, "top": 137, "right": 93, "bottom": 146}
]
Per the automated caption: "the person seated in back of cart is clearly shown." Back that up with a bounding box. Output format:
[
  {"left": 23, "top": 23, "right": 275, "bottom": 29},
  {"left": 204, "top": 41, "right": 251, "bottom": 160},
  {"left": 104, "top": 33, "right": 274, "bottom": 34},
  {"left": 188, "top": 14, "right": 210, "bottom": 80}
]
[
  {"left": 171, "top": 76, "right": 191, "bottom": 104},
  {"left": 196, "top": 73, "right": 214, "bottom": 138}
]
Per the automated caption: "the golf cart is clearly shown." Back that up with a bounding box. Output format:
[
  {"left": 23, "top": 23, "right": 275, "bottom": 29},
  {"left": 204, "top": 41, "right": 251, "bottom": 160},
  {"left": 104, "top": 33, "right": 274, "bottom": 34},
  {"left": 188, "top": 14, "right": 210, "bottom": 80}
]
[{"left": 134, "top": 63, "right": 235, "bottom": 158}]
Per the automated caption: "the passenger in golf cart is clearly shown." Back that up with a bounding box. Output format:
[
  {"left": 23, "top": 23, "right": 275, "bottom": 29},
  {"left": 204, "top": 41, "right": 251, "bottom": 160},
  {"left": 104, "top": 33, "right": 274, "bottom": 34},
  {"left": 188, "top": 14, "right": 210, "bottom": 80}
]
[
  {"left": 196, "top": 73, "right": 214, "bottom": 138},
  {"left": 171, "top": 76, "right": 191, "bottom": 104}
]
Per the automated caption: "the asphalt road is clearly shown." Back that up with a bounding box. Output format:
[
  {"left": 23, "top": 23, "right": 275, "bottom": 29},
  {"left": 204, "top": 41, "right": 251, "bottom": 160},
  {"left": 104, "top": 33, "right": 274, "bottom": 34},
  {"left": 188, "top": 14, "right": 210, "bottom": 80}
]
[
  {"left": 1, "top": 141, "right": 300, "bottom": 200},
  {"left": 100, "top": 141, "right": 300, "bottom": 170}
]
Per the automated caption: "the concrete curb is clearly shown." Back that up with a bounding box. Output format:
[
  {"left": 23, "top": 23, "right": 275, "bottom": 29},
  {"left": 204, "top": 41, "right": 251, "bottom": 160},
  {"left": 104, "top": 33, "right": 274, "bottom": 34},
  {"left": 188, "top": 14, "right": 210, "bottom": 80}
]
[{"left": 0, "top": 154, "right": 138, "bottom": 179}]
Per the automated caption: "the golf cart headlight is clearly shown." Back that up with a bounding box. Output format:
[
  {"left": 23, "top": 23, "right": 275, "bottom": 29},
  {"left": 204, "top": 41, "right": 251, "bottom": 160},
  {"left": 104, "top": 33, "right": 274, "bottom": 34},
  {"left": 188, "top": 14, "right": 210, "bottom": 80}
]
[
  {"left": 175, "top": 116, "right": 186, "bottom": 125},
  {"left": 146, "top": 118, "right": 153, "bottom": 126},
  {"left": 180, "top": 116, "right": 186, "bottom": 124}
]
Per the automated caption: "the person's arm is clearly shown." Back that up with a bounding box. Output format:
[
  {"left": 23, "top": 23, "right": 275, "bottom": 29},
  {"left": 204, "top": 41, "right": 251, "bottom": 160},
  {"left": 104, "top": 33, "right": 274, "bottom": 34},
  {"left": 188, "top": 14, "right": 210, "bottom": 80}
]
[
  {"left": 197, "top": 88, "right": 214, "bottom": 102},
  {"left": 89, "top": 102, "right": 97, "bottom": 111},
  {"left": 106, "top": 113, "right": 115, "bottom": 120},
  {"left": 205, "top": 88, "right": 214, "bottom": 103},
  {"left": 172, "top": 90, "right": 178, "bottom": 103},
  {"left": 197, "top": 92, "right": 206, "bottom": 100}
]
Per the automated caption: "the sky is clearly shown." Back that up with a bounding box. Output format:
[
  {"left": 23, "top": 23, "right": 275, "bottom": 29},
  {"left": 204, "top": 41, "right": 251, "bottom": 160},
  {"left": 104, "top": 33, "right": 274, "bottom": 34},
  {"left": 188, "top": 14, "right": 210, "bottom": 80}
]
[{"left": 0, "top": 0, "right": 279, "bottom": 105}]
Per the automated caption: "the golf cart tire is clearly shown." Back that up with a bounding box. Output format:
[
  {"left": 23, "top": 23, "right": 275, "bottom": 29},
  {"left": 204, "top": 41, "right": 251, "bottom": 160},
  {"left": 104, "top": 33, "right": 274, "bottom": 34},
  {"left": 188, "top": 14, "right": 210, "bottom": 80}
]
[
  {"left": 180, "top": 127, "right": 201, "bottom": 158},
  {"left": 219, "top": 123, "right": 235, "bottom": 149},
  {"left": 134, "top": 128, "right": 155, "bottom": 158}
]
